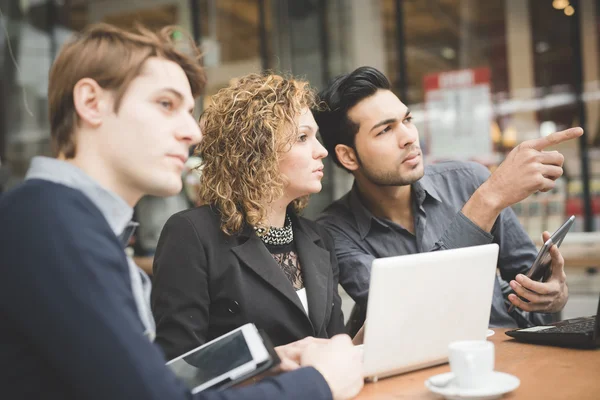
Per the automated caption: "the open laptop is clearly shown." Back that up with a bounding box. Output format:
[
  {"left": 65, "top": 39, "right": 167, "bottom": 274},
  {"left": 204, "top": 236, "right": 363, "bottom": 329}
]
[
  {"left": 505, "top": 293, "right": 600, "bottom": 349},
  {"left": 361, "top": 244, "right": 499, "bottom": 382}
]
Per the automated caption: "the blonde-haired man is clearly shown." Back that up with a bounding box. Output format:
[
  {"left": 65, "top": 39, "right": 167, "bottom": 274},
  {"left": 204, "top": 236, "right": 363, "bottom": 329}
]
[{"left": 0, "top": 24, "right": 362, "bottom": 400}]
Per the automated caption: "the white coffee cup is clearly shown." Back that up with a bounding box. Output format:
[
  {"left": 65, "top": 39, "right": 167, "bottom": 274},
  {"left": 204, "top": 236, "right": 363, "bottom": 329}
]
[{"left": 448, "top": 340, "right": 494, "bottom": 389}]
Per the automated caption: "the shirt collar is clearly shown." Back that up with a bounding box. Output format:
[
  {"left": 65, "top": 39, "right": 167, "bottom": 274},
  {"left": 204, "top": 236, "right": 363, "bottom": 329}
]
[
  {"left": 25, "top": 156, "right": 133, "bottom": 237},
  {"left": 349, "top": 174, "right": 443, "bottom": 239},
  {"left": 348, "top": 184, "right": 389, "bottom": 240},
  {"left": 412, "top": 172, "right": 443, "bottom": 204}
]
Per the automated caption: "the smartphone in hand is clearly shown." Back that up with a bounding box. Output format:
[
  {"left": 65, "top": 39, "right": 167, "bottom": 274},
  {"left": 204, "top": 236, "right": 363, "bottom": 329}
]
[{"left": 508, "top": 215, "right": 575, "bottom": 312}]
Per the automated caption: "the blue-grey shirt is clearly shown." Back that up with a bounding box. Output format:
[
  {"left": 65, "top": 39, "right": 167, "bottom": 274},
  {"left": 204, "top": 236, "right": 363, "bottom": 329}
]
[{"left": 317, "top": 161, "right": 551, "bottom": 328}]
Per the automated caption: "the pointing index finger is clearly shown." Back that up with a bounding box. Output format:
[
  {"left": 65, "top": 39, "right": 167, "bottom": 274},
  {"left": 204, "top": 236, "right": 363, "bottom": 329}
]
[{"left": 523, "top": 127, "right": 583, "bottom": 151}]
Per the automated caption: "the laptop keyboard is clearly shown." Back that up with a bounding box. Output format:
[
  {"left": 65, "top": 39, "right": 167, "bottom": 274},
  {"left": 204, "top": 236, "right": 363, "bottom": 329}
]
[{"left": 537, "top": 319, "right": 596, "bottom": 334}]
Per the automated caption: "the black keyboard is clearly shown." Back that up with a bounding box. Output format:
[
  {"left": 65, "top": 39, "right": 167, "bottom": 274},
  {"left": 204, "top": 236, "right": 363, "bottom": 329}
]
[{"left": 537, "top": 319, "right": 596, "bottom": 334}]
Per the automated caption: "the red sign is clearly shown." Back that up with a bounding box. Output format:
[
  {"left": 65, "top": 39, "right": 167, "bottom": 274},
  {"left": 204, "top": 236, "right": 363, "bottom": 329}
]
[
  {"left": 424, "top": 67, "right": 491, "bottom": 91},
  {"left": 423, "top": 67, "right": 493, "bottom": 162}
]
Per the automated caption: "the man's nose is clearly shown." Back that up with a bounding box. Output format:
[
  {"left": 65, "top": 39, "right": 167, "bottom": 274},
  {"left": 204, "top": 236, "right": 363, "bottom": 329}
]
[
  {"left": 396, "top": 125, "right": 416, "bottom": 149},
  {"left": 176, "top": 114, "right": 202, "bottom": 145}
]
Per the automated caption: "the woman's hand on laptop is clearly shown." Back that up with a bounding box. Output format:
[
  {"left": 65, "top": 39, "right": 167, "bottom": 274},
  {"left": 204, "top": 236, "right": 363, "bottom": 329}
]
[
  {"left": 507, "top": 231, "right": 568, "bottom": 313},
  {"left": 274, "top": 336, "right": 330, "bottom": 372},
  {"left": 300, "top": 334, "right": 364, "bottom": 400}
]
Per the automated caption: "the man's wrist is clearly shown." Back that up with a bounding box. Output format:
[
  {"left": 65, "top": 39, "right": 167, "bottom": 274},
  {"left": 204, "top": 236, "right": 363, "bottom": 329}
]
[
  {"left": 461, "top": 183, "right": 504, "bottom": 232},
  {"left": 473, "top": 181, "right": 505, "bottom": 215}
]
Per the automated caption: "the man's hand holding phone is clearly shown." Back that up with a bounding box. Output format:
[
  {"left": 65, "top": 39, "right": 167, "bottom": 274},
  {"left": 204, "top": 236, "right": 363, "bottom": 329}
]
[{"left": 508, "top": 231, "right": 569, "bottom": 313}]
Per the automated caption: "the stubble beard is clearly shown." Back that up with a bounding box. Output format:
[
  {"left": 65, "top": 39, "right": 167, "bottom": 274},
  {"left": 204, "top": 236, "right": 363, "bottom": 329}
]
[{"left": 355, "top": 148, "right": 425, "bottom": 187}]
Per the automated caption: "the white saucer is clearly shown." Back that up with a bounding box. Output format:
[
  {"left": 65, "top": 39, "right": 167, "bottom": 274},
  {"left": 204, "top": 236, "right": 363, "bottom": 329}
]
[
  {"left": 487, "top": 329, "right": 495, "bottom": 337},
  {"left": 425, "top": 371, "right": 520, "bottom": 400}
]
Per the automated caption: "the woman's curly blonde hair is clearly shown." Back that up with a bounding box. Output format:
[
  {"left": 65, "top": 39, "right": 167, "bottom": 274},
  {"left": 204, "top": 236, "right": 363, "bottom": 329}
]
[{"left": 197, "top": 73, "right": 319, "bottom": 235}]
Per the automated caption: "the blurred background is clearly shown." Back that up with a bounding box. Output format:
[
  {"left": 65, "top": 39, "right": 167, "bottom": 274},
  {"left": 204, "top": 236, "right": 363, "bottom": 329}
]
[{"left": 1, "top": 0, "right": 599, "bottom": 317}]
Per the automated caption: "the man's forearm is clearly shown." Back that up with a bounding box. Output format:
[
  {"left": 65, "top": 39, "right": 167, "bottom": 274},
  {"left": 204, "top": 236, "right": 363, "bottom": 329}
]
[{"left": 461, "top": 182, "right": 504, "bottom": 232}]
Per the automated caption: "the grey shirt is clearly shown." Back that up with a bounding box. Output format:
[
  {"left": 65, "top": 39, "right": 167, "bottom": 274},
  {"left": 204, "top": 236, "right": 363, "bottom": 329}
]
[{"left": 318, "top": 160, "right": 551, "bottom": 328}]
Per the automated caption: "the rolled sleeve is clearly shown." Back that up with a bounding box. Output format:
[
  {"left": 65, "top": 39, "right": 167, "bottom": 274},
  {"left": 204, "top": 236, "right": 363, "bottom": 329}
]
[{"left": 434, "top": 211, "right": 494, "bottom": 251}]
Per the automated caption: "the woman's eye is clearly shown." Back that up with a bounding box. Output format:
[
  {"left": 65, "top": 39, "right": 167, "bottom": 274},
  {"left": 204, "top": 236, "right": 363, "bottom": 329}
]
[
  {"left": 159, "top": 100, "right": 174, "bottom": 110},
  {"left": 298, "top": 134, "right": 308, "bottom": 142}
]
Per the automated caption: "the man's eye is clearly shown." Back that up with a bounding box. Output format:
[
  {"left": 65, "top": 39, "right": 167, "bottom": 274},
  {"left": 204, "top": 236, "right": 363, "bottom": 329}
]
[
  {"left": 404, "top": 116, "right": 413, "bottom": 124},
  {"left": 378, "top": 126, "right": 392, "bottom": 136}
]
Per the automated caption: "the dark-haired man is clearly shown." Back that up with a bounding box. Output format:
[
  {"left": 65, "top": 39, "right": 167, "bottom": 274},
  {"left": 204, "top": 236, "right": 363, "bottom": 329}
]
[{"left": 315, "top": 66, "right": 580, "bottom": 329}]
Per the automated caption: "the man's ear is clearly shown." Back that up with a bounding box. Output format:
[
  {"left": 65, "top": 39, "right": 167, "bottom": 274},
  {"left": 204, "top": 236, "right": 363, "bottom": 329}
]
[
  {"left": 335, "top": 144, "right": 360, "bottom": 171},
  {"left": 73, "top": 78, "right": 109, "bottom": 128}
]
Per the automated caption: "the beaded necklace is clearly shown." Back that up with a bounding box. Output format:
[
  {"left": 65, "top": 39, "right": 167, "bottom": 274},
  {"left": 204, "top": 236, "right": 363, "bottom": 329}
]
[{"left": 254, "top": 215, "right": 293, "bottom": 245}]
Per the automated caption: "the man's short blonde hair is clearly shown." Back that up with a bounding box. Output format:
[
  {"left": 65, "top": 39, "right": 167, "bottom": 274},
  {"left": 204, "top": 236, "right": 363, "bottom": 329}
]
[{"left": 48, "top": 23, "right": 206, "bottom": 158}]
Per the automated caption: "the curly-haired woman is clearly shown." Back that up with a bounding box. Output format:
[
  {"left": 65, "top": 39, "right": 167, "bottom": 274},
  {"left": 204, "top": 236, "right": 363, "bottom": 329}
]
[{"left": 151, "top": 74, "right": 357, "bottom": 361}]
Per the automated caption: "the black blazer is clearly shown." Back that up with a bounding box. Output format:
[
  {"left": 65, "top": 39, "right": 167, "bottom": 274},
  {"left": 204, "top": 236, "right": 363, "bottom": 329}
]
[{"left": 151, "top": 205, "right": 346, "bottom": 360}]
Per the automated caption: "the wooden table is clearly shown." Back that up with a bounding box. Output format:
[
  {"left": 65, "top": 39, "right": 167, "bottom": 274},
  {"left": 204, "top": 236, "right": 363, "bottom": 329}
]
[{"left": 355, "top": 329, "right": 600, "bottom": 399}]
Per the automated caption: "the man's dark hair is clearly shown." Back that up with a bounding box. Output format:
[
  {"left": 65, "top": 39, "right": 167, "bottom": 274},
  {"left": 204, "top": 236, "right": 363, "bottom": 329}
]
[{"left": 313, "top": 66, "right": 391, "bottom": 171}]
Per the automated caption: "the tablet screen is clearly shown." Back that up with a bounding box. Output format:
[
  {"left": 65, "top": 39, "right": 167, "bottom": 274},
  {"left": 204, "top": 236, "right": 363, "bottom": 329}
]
[{"left": 167, "top": 330, "right": 253, "bottom": 391}]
